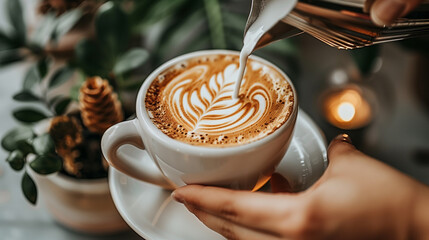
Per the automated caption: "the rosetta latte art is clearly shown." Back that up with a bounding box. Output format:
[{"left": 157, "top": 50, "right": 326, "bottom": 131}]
[
  {"left": 145, "top": 54, "right": 294, "bottom": 146},
  {"left": 165, "top": 64, "right": 269, "bottom": 135}
]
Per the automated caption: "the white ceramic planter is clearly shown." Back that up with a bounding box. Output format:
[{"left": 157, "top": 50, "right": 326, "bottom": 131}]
[
  {"left": 28, "top": 167, "right": 129, "bottom": 234},
  {"left": 26, "top": 119, "right": 128, "bottom": 234}
]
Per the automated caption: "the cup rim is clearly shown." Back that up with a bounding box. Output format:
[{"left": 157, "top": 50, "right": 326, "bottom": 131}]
[{"left": 136, "top": 49, "right": 298, "bottom": 154}]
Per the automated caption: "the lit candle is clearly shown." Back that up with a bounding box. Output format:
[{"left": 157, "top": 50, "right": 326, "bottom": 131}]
[{"left": 322, "top": 88, "right": 372, "bottom": 129}]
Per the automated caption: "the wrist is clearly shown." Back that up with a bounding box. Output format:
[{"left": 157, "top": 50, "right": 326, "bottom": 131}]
[{"left": 411, "top": 183, "right": 429, "bottom": 240}]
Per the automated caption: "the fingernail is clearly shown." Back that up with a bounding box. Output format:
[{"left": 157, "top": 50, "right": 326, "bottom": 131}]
[
  {"left": 334, "top": 133, "right": 352, "bottom": 144},
  {"left": 171, "top": 191, "right": 185, "bottom": 204},
  {"left": 371, "top": 0, "right": 405, "bottom": 26}
]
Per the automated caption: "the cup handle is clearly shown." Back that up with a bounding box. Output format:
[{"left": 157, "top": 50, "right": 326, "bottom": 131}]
[{"left": 101, "top": 119, "right": 174, "bottom": 190}]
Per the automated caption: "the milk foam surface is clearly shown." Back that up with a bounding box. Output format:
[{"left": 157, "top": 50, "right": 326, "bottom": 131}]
[{"left": 145, "top": 54, "right": 294, "bottom": 146}]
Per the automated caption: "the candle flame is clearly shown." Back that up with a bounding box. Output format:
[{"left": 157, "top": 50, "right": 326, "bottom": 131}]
[{"left": 337, "top": 102, "right": 355, "bottom": 122}]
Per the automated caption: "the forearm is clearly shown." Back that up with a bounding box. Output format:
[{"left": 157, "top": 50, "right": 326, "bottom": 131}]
[{"left": 411, "top": 183, "right": 429, "bottom": 240}]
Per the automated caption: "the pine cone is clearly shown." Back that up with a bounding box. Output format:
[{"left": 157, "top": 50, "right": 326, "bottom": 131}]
[
  {"left": 49, "top": 115, "right": 83, "bottom": 176},
  {"left": 79, "top": 77, "right": 124, "bottom": 134}
]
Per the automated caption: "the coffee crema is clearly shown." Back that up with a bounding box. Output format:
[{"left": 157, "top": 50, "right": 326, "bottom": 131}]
[{"left": 145, "top": 54, "right": 294, "bottom": 146}]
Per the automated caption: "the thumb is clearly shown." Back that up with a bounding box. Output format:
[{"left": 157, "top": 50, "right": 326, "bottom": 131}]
[
  {"left": 306, "top": 134, "right": 362, "bottom": 191},
  {"left": 370, "top": 0, "right": 423, "bottom": 26},
  {"left": 327, "top": 134, "right": 359, "bottom": 164}
]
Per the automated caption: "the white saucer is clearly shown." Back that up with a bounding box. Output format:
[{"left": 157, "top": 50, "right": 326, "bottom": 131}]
[{"left": 109, "top": 109, "right": 328, "bottom": 240}]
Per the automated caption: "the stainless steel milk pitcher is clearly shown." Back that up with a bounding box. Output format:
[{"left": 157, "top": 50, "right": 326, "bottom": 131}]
[{"left": 247, "top": 0, "right": 429, "bottom": 49}]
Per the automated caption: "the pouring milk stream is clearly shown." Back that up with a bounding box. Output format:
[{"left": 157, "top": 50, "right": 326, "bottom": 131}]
[{"left": 234, "top": 0, "right": 297, "bottom": 99}]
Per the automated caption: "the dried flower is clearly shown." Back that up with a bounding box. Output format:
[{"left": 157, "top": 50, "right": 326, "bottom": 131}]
[{"left": 49, "top": 115, "right": 83, "bottom": 176}]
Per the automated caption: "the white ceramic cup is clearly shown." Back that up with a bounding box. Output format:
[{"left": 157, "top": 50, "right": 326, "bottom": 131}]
[{"left": 101, "top": 50, "right": 298, "bottom": 191}]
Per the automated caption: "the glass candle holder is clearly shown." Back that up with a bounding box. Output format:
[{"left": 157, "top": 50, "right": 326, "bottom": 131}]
[{"left": 321, "top": 85, "right": 373, "bottom": 129}]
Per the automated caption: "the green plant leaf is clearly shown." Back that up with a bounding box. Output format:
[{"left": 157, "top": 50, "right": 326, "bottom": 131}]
[
  {"left": 22, "top": 172, "right": 37, "bottom": 205},
  {"left": 113, "top": 48, "right": 149, "bottom": 75},
  {"left": 7, "top": 0, "right": 26, "bottom": 45},
  {"left": 75, "top": 39, "right": 113, "bottom": 77},
  {"left": 1, "top": 126, "right": 34, "bottom": 151},
  {"left": 29, "top": 154, "right": 62, "bottom": 175},
  {"left": 16, "top": 140, "right": 34, "bottom": 155},
  {"left": 31, "top": 13, "right": 57, "bottom": 47},
  {"left": 13, "top": 108, "right": 48, "bottom": 123},
  {"left": 128, "top": 0, "right": 152, "bottom": 30},
  {"left": 53, "top": 97, "right": 72, "bottom": 115},
  {"left": 37, "top": 58, "right": 48, "bottom": 79},
  {"left": 0, "top": 49, "right": 23, "bottom": 66},
  {"left": 222, "top": 10, "right": 246, "bottom": 35},
  {"left": 156, "top": 9, "right": 206, "bottom": 59},
  {"left": 13, "top": 91, "right": 40, "bottom": 102},
  {"left": 183, "top": 34, "right": 211, "bottom": 53},
  {"left": 203, "top": 0, "right": 226, "bottom": 49},
  {"left": 137, "top": 0, "right": 248, "bottom": 64},
  {"left": 224, "top": 32, "right": 242, "bottom": 51},
  {"left": 49, "top": 66, "right": 74, "bottom": 89},
  {"left": 7, "top": 150, "right": 25, "bottom": 171},
  {"left": 33, "top": 134, "right": 55, "bottom": 155},
  {"left": 96, "top": 2, "right": 130, "bottom": 56},
  {"left": 23, "top": 65, "right": 41, "bottom": 91},
  {"left": 130, "top": 0, "right": 190, "bottom": 32},
  {"left": 0, "top": 31, "right": 13, "bottom": 51},
  {"left": 53, "top": 9, "right": 83, "bottom": 41}
]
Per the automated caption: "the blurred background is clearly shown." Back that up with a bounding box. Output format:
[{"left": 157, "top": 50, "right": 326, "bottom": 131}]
[{"left": 0, "top": 0, "right": 428, "bottom": 239}]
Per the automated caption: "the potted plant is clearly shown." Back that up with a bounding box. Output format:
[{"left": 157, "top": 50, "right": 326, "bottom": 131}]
[
  {"left": 0, "top": 0, "right": 145, "bottom": 233},
  {"left": 0, "top": 0, "right": 298, "bottom": 234}
]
